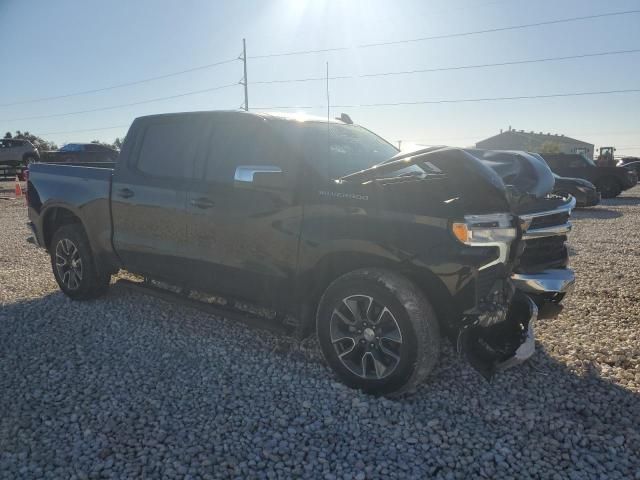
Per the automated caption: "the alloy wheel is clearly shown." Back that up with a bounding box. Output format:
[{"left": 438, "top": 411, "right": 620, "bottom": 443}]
[
  {"left": 330, "top": 294, "right": 403, "bottom": 379},
  {"left": 55, "top": 238, "right": 83, "bottom": 290}
]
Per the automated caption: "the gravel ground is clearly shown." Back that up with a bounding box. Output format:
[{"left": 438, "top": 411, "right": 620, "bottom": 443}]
[{"left": 1, "top": 187, "right": 639, "bottom": 479}]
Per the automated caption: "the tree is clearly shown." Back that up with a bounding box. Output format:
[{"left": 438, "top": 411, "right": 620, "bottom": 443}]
[
  {"left": 4, "top": 132, "right": 12, "bottom": 139},
  {"left": 539, "top": 141, "right": 562, "bottom": 154}
]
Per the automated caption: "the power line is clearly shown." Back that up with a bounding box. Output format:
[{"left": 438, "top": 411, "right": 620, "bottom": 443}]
[
  {"left": 0, "top": 58, "right": 238, "bottom": 108},
  {"left": 251, "top": 48, "right": 640, "bottom": 85},
  {"left": 38, "top": 125, "right": 129, "bottom": 136},
  {"left": 253, "top": 88, "right": 640, "bottom": 110},
  {"left": 0, "top": 82, "right": 240, "bottom": 122},
  {"left": 249, "top": 9, "right": 640, "bottom": 59}
]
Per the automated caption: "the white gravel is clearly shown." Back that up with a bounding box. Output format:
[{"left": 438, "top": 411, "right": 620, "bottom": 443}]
[{"left": 1, "top": 185, "right": 639, "bottom": 479}]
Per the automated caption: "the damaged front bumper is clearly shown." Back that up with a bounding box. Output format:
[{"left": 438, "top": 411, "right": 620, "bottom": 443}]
[
  {"left": 460, "top": 289, "right": 538, "bottom": 380},
  {"left": 495, "top": 296, "right": 537, "bottom": 371},
  {"left": 511, "top": 268, "right": 575, "bottom": 295}
]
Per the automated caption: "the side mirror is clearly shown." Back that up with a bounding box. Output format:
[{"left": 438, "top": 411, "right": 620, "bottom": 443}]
[{"left": 234, "top": 165, "right": 285, "bottom": 189}]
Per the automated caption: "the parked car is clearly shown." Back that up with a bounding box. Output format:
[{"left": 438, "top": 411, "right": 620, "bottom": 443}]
[
  {"left": 540, "top": 153, "right": 637, "bottom": 198},
  {"left": 618, "top": 160, "right": 640, "bottom": 181},
  {"left": 467, "top": 149, "right": 601, "bottom": 208},
  {"left": 552, "top": 174, "right": 600, "bottom": 207},
  {"left": 26, "top": 111, "right": 575, "bottom": 394},
  {"left": 40, "top": 143, "right": 119, "bottom": 164},
  {"left": 0, "top": 138, "right": 39, "bottom": 179}
]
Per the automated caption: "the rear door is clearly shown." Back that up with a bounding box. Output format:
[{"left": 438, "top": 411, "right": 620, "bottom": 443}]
[
  {"left": 184, "top": 114, "right": 302, "bottom": 307},
  {"left": 112, "top": 116, "right": 209, "bottom": 282}
]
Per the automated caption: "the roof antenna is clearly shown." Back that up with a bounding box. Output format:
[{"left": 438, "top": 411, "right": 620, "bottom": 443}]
[{"left": 326, "top": 61, "right": 331, "bottom": 180}]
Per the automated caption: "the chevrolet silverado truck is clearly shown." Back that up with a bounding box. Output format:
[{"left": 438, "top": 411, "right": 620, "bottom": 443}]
[{"left": 26, "top": 111, "right": 575, "bottom": 395}]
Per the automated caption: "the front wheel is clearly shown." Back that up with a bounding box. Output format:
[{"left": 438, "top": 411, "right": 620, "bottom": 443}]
[
  {"left": 596, "top": 177, "right": 621, "bottom": 198},
  {"left": 316, "top": 269, "right": 440, "bottom": 395},
  {"left": 50, "top": 224, "right": 110, "bottom": 300}
]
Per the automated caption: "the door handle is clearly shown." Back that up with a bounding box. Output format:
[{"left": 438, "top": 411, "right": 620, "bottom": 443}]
[
  {"left": 190, "top": 197, "right": 215, "bottom": 209},
  {"left": 116, "top": 188, "right": 134, "bottom": 199}
]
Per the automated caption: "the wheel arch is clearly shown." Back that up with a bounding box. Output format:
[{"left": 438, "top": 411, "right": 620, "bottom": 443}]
[
  {"left": 42, "top": 206, "right": 84, "bottom": 250},
  {"left": 22, "top": 152, "right": 38, "bottom": 162},
  {"left": 297, "top": 251, "right": 453, "bottom": 336}
]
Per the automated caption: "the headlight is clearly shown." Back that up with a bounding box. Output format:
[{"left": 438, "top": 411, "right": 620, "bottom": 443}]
[
  {"left": 452, "top": 213, "right": 517, "bottom": 245},
  {"left": 452, "top": 213, "right": 517, "bottom": 270}
]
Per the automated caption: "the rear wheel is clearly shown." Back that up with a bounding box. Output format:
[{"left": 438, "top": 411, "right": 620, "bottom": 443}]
[
  {"left": 22, "top": 154, "right": 37, "bottom": 166},
  {"left": 50, "top": 224, "right": 110, "bottom": 300},
  {"left": 596, "top": 177, "right": 621, "bottom": 198},
  {"left": 316, "top": 269, "right": 440, "bottom": 395}
]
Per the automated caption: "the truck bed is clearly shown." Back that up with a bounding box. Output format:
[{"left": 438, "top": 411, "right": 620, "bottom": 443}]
[{"left": 27, "top": 162, "right": 116, "bottom": 267}]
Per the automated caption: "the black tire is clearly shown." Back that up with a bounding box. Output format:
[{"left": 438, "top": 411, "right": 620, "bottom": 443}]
[
  {"left": 596, "top": 177, "right": 621, "bottom": 198},
  {"left": 50, "top": 224, "right": 110, "bottom": 300},
  {"left": 316, "top": 268, "right": 440, "bottom": 395},
  {"left": 22, "top": 154, "right": 37, "bottom": 166}
]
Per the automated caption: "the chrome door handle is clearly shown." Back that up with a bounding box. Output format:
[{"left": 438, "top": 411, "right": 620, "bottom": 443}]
[{"left": 190, "top": 197, "right": 215, "bottom": 209}]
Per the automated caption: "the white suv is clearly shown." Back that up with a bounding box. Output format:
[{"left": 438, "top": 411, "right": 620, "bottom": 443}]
[{"left": 0, "top": 139, "right": 39, "bottom": 167}]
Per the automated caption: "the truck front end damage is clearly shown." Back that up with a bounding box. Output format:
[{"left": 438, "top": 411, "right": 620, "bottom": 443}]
[
  {"left": 455, "top": 196, "right": 576, "bottom": 379},
  {"left": 449, "top": 210, "right": 541, "bottom": 379},
  {"left": 342, "top": 146, "right": 575, "bottom": 379},
  {"left": 459, "top": 278, "right": 538, "bottom": 379}
]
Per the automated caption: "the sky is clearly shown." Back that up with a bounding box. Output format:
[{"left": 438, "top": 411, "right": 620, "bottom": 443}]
[{"left": 0, "top": 0, "right": 639, "bottom": 157}]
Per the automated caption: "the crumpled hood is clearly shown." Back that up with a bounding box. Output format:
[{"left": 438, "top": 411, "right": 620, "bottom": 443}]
[
  {"left": 339, "top": 146, "right": 557, "bottom": 215},
  {"left": 464, "top": 149, "right": 555, "bottom": 199}
]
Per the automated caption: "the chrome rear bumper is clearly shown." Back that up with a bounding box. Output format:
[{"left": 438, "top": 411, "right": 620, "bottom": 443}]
[{"left": 511, "top": 268, "right": 575, "bottom": 294}]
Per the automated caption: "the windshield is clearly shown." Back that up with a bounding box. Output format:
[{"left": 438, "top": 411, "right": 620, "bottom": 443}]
[
  {"left": 274, "top": 121, "right": 399, "bottom": 178},
  {"left": 59, "top": 144, "right": 82, "bottom": 152}
]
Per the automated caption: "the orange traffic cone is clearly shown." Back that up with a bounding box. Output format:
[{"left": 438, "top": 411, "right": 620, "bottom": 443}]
[{"left": 14, "top": 176, "right": 22, "bottom": 199}]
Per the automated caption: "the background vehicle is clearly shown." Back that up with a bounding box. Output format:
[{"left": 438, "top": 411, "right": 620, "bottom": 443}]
[
  {"left": 527, "top": 153, "right": 600, "bottom": 207},
  {"left": 540, "top": 153, "right": 637, "bottom": 198},
  {"left": 618, "top": 158, "right": 640, "bottom": 181},
  {"left": 0, "top": 138, "right": 38, "bottom": 178},
  {"left": 596, "top": 146, "right": 617, "bottom": 167},
  {"left": 40, "top": 143, "right": 119, "bottom": 164},
  {"left": 26, "top": 111, "right": 575, "bottom": 394},
  {"left": 552, "top": 174, "right": 600, "bottom": 207}
]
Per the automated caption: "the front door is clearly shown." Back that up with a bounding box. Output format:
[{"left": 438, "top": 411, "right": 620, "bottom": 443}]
[
  {"left": 112, "top": 116, "right": 209, "bottom": 282},
  {"left": 184, "top": 114, "right": 302, "bottom": 308}
]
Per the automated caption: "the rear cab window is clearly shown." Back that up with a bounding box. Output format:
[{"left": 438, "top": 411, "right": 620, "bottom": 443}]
[{"left": 134, "top": 117, "right": 208, "bottom": 180}]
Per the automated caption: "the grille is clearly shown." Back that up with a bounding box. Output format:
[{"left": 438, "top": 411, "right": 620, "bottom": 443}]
[
  {"left": 518, "top": 235, "right": 568, "bottom": 273},
  {"left": 528, "top": 211, "right": 570, "bottom": 230}
]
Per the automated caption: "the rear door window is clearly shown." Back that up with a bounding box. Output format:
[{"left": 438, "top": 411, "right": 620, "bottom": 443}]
[{"left": 136, "top": 119, "right": 206, "bottom": 179}]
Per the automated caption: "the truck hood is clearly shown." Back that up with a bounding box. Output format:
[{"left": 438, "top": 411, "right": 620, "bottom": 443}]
[{"left": 339, "top": 146, "right": 558, "bottom": 215}]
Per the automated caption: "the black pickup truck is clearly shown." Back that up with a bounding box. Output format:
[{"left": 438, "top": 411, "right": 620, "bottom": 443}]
[
  {"left": 27, "top": 111, "right": 575, "bottom": 394},
  {"left": 540, "top": 153, "right": 637, "bottom": 198}
]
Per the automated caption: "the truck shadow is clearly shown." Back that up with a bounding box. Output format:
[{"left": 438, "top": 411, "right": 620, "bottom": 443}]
[
  {"left": 571, "top": 208, "right": 622, "bottom": 220},
  {"left": 1, "top": 286, "right": 638, "bottom": 477},
  {"left": 603, "top": 196, "right": 640, "bottom": 206}
]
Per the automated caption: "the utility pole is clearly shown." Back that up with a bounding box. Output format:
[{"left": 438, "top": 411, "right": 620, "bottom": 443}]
[
  {"left": 397, "top": 140, "right": 402, "bottom": 150},
  {"left": 241, "top": 38, "right": 249, "bottom": 111}
]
